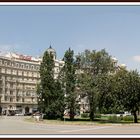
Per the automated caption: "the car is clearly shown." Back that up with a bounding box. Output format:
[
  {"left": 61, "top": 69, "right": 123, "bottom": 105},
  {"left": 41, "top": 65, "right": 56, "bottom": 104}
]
[
  {"left": 24, "top": 112, "right": 32, "bottom": 116},
  {"left": 116, "top": 111, "right": 131, "bottom": 117},
  {"left": 15, "top": 113, "right": 24, "bottom": 116}
]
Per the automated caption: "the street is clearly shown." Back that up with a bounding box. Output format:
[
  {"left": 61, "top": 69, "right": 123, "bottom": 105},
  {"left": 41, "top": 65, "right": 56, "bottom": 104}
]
[{"left": 0, "top": 116, "right": 140, "bottom": 135}]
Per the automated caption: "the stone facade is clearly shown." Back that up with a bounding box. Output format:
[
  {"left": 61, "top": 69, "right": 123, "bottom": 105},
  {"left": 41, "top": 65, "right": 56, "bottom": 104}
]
[{"left": 0, "top": 47, "right": 64, "bottom": 115}]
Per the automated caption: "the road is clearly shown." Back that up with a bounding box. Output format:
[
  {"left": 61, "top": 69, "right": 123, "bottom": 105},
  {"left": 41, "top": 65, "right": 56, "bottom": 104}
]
[{"left": 0, "top": 116, "right": 140, "bottom": 135}]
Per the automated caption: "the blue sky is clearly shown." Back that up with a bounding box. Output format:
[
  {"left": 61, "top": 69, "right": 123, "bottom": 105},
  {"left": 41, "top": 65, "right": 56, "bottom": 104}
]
[{"left": 0, "top": 5, "right": 140, "bottom": 71}]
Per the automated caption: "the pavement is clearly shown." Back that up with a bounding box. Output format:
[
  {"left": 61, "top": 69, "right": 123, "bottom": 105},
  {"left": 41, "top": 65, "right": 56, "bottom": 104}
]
[{"left": 0, "top": 116, "right": 140, "bottom": 135}]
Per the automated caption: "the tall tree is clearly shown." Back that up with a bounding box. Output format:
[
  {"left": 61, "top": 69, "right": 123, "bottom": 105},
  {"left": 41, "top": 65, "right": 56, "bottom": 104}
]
[
  {"left": 77, "top": 49, "right": 115, "bottom": 120},
  {"left": 37, "top": 50, "right": 65, "bottom": 119},
  {"left": 62, "top": 48, "right": 78, "bottom": 120},
  {"left": 114, "top": 70, "right": 140, "bottom": 123},
  {"left": 96, "top": 73, "right": 123, "bottom": 114}
]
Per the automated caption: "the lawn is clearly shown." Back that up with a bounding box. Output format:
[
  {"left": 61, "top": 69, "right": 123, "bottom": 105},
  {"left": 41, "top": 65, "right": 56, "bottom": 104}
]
[{"left": 24, "top": 115, "right": 140, "bottom": 125}]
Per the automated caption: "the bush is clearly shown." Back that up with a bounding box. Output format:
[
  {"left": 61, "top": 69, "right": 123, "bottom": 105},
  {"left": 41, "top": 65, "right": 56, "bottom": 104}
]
[
  {"left": 81, "top": 113, "right": 89, "bottom": 118},
  {"left": 123, "top": 116, "right": 133, "bottom": 121},
  {"left": 95, "top": 114, "right": 101, "bottom": 118},
  {"left": 43, "top": 115, "right": 47, "bottom": 119},
  {"left": 138, "top": 116, "right": 140, "bottom": 120},
  {"left": 108, "top": 115, "right": 121, "bottom": 123}
]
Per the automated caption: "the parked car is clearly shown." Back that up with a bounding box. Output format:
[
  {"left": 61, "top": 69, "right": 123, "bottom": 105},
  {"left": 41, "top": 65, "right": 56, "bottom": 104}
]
[
  {"left": 116, "top": 111, "right": 131, "bottom": 117},
  {"left": 24, "top": 112, "right": 32, "bottom": 116},
  {"left": 15, "top": 113, "right": 24, "bottom": 116}
]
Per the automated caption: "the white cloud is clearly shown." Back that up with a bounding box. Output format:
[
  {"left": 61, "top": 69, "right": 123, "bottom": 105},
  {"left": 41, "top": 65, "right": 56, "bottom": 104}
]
[
  {"left": 0, "top": 44, "right": 21, "bottom": 53},
  {"left": 133, "top": 55, "right": 140, "bottom": 62}
]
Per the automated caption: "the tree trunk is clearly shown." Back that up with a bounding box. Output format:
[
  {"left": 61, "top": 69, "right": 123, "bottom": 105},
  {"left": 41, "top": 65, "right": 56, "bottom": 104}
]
[
  {"left": 90, "top": 110, "right": 94, "bottom": 121},
  {"left": 89, "top": 94, "right": 95, "bottom": 121},
  {"left": 133, "top": 111, "right": 138, "bottom": 123},
  {"left": 69, "top": 109, "right": 74, "bottom": 121}
]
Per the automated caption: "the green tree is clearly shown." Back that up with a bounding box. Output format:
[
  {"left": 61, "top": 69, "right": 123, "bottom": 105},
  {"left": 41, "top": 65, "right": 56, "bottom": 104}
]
[
  {"left": 114, "top": 70, "right": 140, "bottom": 123},
  {"left": 62, "top": 48, "right": 78, "bottom": 120},
  {"left": 96, "top": 74, "right": 123, "bottom": 114},
  {"left": 37, "top": 50, "right": 65, "bottom": 119},
  {"left": 77, "top": 49, "right": 115, "bottom": 120}
]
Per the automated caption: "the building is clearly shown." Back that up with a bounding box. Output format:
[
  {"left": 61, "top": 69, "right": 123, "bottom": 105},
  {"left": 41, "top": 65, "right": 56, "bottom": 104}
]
[
  {"left": 0, "top": 46, "right": 64, "bottom": 115},
  {"left": 0, "top": 52, "right": 41, "bottom": 115},
  {"left": 0, "top": 46, "right": 126, "bottom": 115}
]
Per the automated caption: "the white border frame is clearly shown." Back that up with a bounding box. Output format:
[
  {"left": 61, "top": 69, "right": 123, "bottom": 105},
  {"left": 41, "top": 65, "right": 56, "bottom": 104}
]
[
  {"left": 0, "top": 2, "right": 140, "bottom": 138},
  {"left": 0, "top": 2, "right": 139, "bottom": 5}
]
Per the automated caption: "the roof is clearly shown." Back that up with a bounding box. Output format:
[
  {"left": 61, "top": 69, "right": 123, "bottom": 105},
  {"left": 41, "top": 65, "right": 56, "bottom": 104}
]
[{"left": 47, "top": 45, "right": 56, "bottom": 53}]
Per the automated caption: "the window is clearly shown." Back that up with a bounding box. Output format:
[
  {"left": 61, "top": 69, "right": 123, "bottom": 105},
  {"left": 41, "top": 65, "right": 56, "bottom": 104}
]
[
  {"left": 0, "top": 60, "right": 2, "bottom": 65},
  {"left": 22, "top": 98, "right": 24, "bottom": 102},
  {"left": 21, "top": 64, "right": 24, "bottom": 69},
  {"left": 26, "top": 92, "right": 30, "bottom": 96},
  {"left": 5, "top": 96, "right": 8, "bottom": 101},
  {"left": 16, "top": 63, "right": 19, "bottom": 68},
  {"left": 9, "top": 62, "right": 11, "bottom": 66},
  {"left": 12, "top": 70, "right": 17, "bottom": 75},
  {"left": 4, "top": 61, "right": 7, "bottom": 66},
  {"left": 10, "top": 84, "right": 13, "bottom": 88},
  {"left": 10, "top": 91, "right": 13, "bottom": 95},
  {"left": 11, "top": 62, "right": 14, "bottom": 67},
  {"left": 6, "top": 69, "right": 11, "bottom": 74},
  {"left": 10, "top": 98, "right": 13, "bottom": 102},
  {"left": 36, "top": 66, "right": 39, "bottom": 70},
  {"left": 32, "top": 98, "right": 34, "bottom": 102},
  {"left": 16, "top": 97, "right": 19, "bottom": 102},
  {"left": 26, "top": 64, "right": 29, "bottom": 69},
  {"left": 31, "top": 65, "right": 34, "bottom": 69}
]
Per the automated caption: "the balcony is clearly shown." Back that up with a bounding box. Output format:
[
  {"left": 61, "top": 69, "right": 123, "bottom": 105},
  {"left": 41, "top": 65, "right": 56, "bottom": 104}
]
[
  {"left": 5, "top": 87, "right": 16, "bottom": 90},
  {"left": 2, "top": 101, "right": 37, "bottom": 104},
  {"left": 8, "top": 94, "right": 16, "bottom": 97},
  {"left": 6, "top": 79, "right": 16, "bottom": 83},
  {"left": 17, "top": 80, "right": 37, "bottom": 84}
]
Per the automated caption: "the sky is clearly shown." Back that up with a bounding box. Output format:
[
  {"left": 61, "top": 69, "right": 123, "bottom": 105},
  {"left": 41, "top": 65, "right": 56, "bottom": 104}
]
[{"left": 0, "top": 5, "right": 140, "bottom": 71}]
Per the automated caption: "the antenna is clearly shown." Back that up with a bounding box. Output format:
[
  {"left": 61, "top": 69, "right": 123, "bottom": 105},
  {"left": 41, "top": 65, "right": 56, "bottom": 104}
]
[{"left": 49, "top": 41, "right": 52, "bottom": 48}]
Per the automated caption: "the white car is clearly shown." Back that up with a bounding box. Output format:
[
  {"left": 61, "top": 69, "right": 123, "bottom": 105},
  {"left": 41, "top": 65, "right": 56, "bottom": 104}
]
[{"left": 15, "top": 113, "right": 24, "bottom": 116}]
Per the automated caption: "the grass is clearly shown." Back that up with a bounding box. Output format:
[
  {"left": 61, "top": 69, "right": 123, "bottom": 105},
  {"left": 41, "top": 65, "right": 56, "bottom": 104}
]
[
  {"left": 25, "top": 115, "right": 140, "bottom": 125},
  {"left": 24, "top": 115, "right": 140, "bottom": 125}
]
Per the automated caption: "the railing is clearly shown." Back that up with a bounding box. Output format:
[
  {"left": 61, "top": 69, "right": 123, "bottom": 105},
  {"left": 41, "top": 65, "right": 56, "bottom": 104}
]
[
  {"left": 6, "top": 79, "right": 16, "bottom": 82},
  {"left": 18, "top": 80, "right": 37, "bottom": 84},
  {"left": 1, "top": 101, "right": 37, "bottom": 104}
]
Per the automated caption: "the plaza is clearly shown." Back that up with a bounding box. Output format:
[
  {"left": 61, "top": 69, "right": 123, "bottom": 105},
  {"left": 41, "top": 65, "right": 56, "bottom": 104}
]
[{"left": 0, "top": 116, "right": 140, "bottom": 135}]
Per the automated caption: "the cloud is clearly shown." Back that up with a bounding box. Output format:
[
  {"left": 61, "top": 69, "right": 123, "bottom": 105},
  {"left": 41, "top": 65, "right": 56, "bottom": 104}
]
[
  {"left": 133, "top": 55, "right": 140, "bottom": 62},
  {"left": 0, "top": 44, "right": 17, "bottom": 52}
]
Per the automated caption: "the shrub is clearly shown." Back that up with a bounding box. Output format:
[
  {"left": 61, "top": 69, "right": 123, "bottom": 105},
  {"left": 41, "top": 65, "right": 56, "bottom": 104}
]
[
  {"left": 43, "top": 115, "right": 47, "bottom": 119},
  {"left": 95, "top": 114, "right": 101, "bottom": 118},
  {"left": 138, "top": 116, "right": 140, "bottom": 120},
  {"left": 81, "top": 113, "right": 89, "bottom": 118},
  {"left": 123, "top": 116, "right": 133, "bottom": 121},
  {"left": 108, "top": 115, "right": 121, "bottom": 123}
]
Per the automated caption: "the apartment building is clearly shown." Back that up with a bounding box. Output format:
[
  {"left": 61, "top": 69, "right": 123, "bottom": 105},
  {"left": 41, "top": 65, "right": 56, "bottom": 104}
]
[{"left": 0, "top": 46, "right": 64, "bottom": 115}]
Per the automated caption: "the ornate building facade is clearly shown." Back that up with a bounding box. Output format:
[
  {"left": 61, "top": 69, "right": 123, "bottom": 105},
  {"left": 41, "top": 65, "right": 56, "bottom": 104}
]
[{"left": 0, "top": 46, "right": 64, "bottom": 115}]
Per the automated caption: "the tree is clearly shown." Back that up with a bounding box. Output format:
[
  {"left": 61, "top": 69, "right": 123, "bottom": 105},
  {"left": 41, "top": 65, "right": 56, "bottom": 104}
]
[
  {"left": 114, "top": 70, "right": 140, "bottom": 123},
  {"left": 62, "top": 48, "right": 78, "bottom": 121},
  {"left": 77, "top": 49, "right": 115, "bottom": 120},
  {"left": 96, "top": 74, "right": 123, "bottom": 114},
  {"left": 37, "top": 50, "right": 65, "bottom": 119}
]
